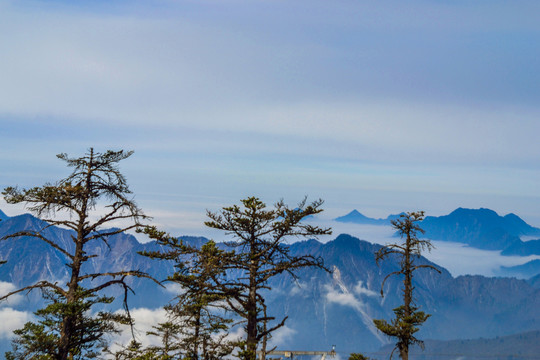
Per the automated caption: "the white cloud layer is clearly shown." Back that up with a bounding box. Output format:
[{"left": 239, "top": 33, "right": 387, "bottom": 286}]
[
  {"left": 0, "top": 308, "right": 32, "bottom": 339},
  {"left": 267, "top": 325, "right": 296, "bottom": 349},
  {"left": 0, "top": 282, "right": 23, "bottom": 306},
  {"left": 109, "top": 307, "right": 168, "bottom": 352}
]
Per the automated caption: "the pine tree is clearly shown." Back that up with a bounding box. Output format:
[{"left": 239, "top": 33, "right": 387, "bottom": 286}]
[
  {"left": 139, "top": 228, "right": 235, "bottom": 360},
  {"left": 204, "top": 196, "right": 332, "bottom": 360},
  {"left": 6, "top": 289, "right": 126, "bottom": 360},
  {"left": 144, "top": 322, "right": 184, "bottom": 359},
  {"left": 1, "top": 149, "right": 155, "bottom": 360},
  {"left": 372, "top": 211, "right": 441, "bottom": 360}
]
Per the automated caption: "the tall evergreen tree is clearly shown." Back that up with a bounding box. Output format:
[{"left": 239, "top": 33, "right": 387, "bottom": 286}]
[
  {"left": 372, "top": 211, "right": 440, "bottom": 360},
  {"left": 204, "top": 196, "right": 332, "bottom": 360},
  {"left": 1, "top": 149, "right": 155, "bottom": 360},
  {"left": 139, "top": 228, "right": 235, "bottom": 360}
]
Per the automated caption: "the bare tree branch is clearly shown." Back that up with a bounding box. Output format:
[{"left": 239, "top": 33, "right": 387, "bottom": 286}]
[
  {"left": 0, "top": 281, "right": 67, "bottom": 301},
  {"left": 1, "top": 230, "right": 73, "bottom": 260}
]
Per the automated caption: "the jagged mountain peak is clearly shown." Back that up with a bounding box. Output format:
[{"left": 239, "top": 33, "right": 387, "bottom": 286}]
[
  {"left": 333, "top": 233, "right": 363, "bottom": 244},
  {"left": 1, "top": 209, "right": 540, "bottom": 353},
  {"left": 334, "top": 210, "right": 404, "bottom": 225},
  {"left": 334, "top": 210, "right": 371, "bottom": 222}
]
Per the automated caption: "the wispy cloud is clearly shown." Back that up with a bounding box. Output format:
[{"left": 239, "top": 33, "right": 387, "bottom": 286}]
[
  {"left": 2, "top": 0, "right": 540, "bottom": 239},
  {"left": 110, "top": 307, "right": 168, "bottom": 351}
]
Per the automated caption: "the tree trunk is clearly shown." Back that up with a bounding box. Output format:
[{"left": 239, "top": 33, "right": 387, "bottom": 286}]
[
  {"left": 193, "top": 307, "right": 201, "bottom": 360},
  {"left": 399, "top": 345, "right": 408, "bottom": 360},
  {"left": 400, "top": 231, "right": 413, "bottom": 360},
  {"left": 245, "top": 247, "right": 258, "bottom": 360},
  {"left": 59, "top": 154, "right": 92, "bottom": 360}
]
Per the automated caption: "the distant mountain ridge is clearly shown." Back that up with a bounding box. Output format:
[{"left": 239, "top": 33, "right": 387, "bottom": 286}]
[
  {"left": 498, "top": 259, "right": 540, "bottom": 279},
  {"left": 335, "top": 208, "right": 540, "bottom": 256},
  {"left": 421, "top": 207, "right": 540, "bottom": 251},
  {"left": 334, "top": 210, "right": 404, "bottom": 225},
  {"left": 0, "top": 213, "right": 174, "bottom": 308},
  {"left": 1, "top": 211, "right": 539, "bottom": 354},
  {"left": 501, "top": 239, "right": 540, "bottom": 256}
]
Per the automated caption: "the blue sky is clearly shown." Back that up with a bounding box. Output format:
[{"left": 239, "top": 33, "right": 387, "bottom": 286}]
[{"left": 1, "top": 0, "right": 540, "bottom": 235}]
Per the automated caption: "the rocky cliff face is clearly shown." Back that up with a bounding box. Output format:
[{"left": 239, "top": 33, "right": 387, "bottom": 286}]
[{"left": 264, "top": 234, "right": 540, "bottom": 352}]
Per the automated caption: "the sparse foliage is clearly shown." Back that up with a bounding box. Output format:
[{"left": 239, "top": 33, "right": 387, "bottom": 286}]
[
  {"left": 1, "top": 149, "right": 156, "bottom": 360},
  {"left": 6, "top": 289, "right": 129, "bottom": 360},
  {"left": 204, "top": 196, "right": 332, "bottom": 360},
  {"left": 373, "top": 211, "right": 441, "bottom": 360}
]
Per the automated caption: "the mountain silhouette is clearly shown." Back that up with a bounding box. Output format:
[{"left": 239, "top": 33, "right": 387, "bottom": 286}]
[{"left": 0, "top": 211, "right": 539, "bottom": 353}]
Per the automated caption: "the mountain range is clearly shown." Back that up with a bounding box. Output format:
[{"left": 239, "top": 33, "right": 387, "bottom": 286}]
[
  {"left": 421, "top": 208, "right": 540, "bottom": 250},
  {"left": 336, "top": 208, "right": 540, "bottom": 263},
  {"left": 0, "top": 210, "right": 539, "bottom": 357},
  {"left": 334, "top": 210, "right": 404, "bottom": 225}
]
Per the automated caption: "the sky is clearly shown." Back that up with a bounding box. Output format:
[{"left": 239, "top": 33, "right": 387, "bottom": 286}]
[{"left": 1, "top": 0, "right": 540, "bottom": 236}]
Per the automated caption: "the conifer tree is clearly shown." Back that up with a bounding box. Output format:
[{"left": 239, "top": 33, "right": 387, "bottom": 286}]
[
  {"left": 144, "top": 322, "right": 184, "bottom": 359},
  {"left": 139, "top": 229, "right": 235, "bottom": 360},
  {"left": 1, "top": 149, "right": 155, "bottom": 360},
  {"left": 204, "top": 196, "right": 332, "bottom": 360},
  {"left": 372, "top": 211, "right": 440, "bottom": 360}
]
